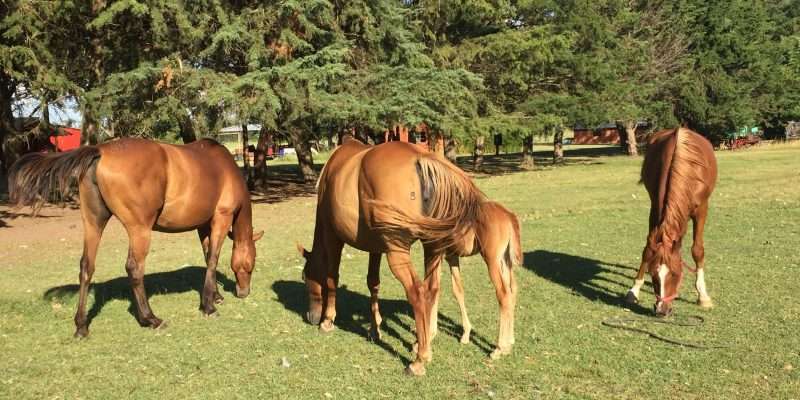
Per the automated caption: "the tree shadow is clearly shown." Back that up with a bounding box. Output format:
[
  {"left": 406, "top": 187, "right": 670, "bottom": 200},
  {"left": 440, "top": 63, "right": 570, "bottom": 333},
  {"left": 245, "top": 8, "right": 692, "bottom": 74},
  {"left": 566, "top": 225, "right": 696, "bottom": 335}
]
[
  {"left": 523, "top": 250, "right": 654, "bottom": 315},
  {"left": 454, "top": 147, "right": 618, "bottom": 176},
  {"left": 43, "top": 266, "right": 236, "bottom": 328},
  {"left": 0, "top": 209, "right": 60, "bottom": 228},
  {"left": 271, "top": 280, "right": 496, "bottom": 366},
  {"left": 248, "top": 163, "right": 322, "bottom": 204}
]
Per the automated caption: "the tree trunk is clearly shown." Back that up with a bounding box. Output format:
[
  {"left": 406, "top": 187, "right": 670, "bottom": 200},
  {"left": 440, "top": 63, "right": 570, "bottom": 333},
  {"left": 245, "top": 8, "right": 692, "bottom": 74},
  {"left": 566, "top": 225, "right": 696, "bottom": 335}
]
[
  {"left": 553, "top": 125, "right": 564, "bottom": 164},
  {"left": 290, "top": 129, "right": 317, "bottom": 183},
  {"left": 178, "top": 113, "right": 197, "bottom": 143},
  {"left": 521, "top": 135, "right": 534, "bottom": 169},
  {"left": 624, "top": 120, "right": 638, "bottom": 156},
  {"left": 473, "top": 135, "right": 485, "bottom": 172},
  {"left": 252, "top": 126, "right": 270, "bottom": 190},
  {"left": 81, "top": 106, "right": 100, "bottom": 146},
  {"left": 241, "top": 124, "right": 251, "bottom": 186},
  {"left": 444, "top": 136, "right": 457, "bottom": 163}
]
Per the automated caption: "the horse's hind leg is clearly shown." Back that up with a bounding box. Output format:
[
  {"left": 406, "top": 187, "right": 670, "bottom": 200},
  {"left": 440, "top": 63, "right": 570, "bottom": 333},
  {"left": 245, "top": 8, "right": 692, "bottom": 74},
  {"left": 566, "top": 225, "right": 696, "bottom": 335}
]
[
  {"left": 386, "top": 250, "right": 429, "bottom": 376},
  {"left": 74, "top": 180, "right": 111, "bottom": 338},
  {"left": 446, "top": 254, "right": 472, "bottom": 344},
  {"left": 197, "top": 224, "right": 223, "bottom": 305},
  {"left": 692, "top": 203, "right": 713, "bottom": 308},
  {"left": 125, "top": 227, "right": 163, "bottom": 329},
  {"left": 485, "top": 254, "right": 514, "bottom": 360},
  {"left": 367, "top": 252, "right": 382, "bottom": 341},
  {"left": 422, "top": 245, "right": 443, "bottom": 344}
]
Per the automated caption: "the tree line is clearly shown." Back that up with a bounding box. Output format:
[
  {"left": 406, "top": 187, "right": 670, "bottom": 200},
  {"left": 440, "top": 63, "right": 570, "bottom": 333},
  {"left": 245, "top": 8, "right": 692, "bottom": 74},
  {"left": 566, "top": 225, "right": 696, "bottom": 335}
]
[{"left": 2, "top": 0, "right": 799, "bottom": 185}]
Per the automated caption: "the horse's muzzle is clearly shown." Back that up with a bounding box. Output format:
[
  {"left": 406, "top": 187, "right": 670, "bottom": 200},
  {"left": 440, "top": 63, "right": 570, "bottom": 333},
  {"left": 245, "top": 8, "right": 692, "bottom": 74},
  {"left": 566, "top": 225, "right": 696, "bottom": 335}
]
[
  {"left": 236, "top": 286, "right": 250, "bottom": 298},
  {"left": 654, "top": 301, "right": 673, "bottom": 317}
]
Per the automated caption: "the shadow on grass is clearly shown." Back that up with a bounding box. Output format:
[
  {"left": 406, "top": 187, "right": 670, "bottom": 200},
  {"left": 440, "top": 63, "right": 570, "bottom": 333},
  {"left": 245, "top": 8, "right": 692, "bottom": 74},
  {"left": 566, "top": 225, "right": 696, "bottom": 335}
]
[
  {"left": 524, "top": 250, "right": 654, "bottom": 315},
  {"left": 43, "top": 266, "right": 235, "bottom": 328},
  {"left": 249, "top": 162, "right": 322, "bottom": 205},
  {"left": 271, "top": 280, "right": 496, "bottom": 366},
  {"left": 453, "top": 147, "right": 620, "bottom": 176}
]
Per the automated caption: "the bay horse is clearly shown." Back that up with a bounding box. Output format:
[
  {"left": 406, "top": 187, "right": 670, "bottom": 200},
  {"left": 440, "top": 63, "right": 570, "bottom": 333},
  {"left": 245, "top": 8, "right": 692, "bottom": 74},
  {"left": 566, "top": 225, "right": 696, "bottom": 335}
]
[
  {"left": 360, "top": 200, "right": 521, "bottom": 360},
  {"left": 8, "top": 138, "right": 263, "bottom": 337},
  {"left": 298, "top": 138, "right": 518, "bottom": 375},
  {"left": 625, "top": 128, "right": 717, "bottom": 316}
]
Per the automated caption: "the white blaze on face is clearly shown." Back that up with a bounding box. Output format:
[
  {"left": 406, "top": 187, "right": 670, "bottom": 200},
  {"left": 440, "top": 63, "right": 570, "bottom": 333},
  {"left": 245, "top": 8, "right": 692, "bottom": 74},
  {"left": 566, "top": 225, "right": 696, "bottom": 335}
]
[{"left": 657, "top": 264, "right": 669, "bottom": 301}]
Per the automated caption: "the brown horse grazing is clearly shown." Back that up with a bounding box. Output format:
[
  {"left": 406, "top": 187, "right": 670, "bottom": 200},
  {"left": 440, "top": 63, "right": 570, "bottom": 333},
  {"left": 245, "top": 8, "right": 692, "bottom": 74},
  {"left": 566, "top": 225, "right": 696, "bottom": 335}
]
[
  {"left": 8, "top": 138, "right": 263, "bottom": 337},
  {"left": 624, "top": 128, "right": 717, "bottom": 316},
  {"left": 359, "top": 201, "right": 521, "bottom": 360},
  {"left": 299, "top": 138, "right": 512, "bottom": 375}
]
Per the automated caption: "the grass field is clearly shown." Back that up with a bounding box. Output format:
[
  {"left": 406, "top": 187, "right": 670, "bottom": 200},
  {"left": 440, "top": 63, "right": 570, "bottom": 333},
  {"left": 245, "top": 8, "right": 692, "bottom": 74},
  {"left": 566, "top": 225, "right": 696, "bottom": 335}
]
[{"left": 1, "top": 143, "right": 798, "bottom": 399}]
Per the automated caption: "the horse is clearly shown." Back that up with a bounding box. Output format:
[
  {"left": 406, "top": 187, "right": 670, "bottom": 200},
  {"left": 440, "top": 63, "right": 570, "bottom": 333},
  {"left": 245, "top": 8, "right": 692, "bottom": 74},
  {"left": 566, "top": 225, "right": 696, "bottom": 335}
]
[
  {"left": 360, "top": 200, "right": 521, "bottom": 360},
  {"left": 624, "top": 127, "right": 717, "bottom": 316},
  {"left": 7, "top": 138, "right": 263, "bottom": 337},
  {"left": 297, "top": 138, "right": 515, "bottom": 375}
]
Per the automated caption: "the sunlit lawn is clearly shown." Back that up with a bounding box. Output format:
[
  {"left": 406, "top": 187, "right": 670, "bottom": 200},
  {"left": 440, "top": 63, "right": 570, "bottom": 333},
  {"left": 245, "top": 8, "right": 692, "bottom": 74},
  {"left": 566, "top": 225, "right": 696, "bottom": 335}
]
[{"left": 1, "top": 142, "right": 798, "bottom": 399}]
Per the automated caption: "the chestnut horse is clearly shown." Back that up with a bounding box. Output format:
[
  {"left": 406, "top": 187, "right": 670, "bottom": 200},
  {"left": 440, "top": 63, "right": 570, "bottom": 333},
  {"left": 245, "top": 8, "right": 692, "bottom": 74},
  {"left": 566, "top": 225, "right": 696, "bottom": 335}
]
[
  {"left": 8, "top": 138, "right": 263, "bottom": 337},
  {"left": 362, "top": 201, "right": 521, "bottom": 360},
  {"left": 625, "top": 128, "right": 717, "bottom": 316},
  {"left": 298, "top": 138, "right": 517, "bottom": 375}
]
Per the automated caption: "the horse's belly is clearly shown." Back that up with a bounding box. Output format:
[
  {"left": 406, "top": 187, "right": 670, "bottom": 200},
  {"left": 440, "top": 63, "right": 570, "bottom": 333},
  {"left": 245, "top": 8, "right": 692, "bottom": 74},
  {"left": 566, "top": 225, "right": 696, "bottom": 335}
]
[{"left": 154, "top": 198, "right": 215, "bottom": 232}]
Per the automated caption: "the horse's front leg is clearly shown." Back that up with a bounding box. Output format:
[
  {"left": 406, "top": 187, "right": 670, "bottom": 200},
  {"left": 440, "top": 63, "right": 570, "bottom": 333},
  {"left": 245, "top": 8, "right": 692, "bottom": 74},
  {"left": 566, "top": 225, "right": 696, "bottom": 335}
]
[
  {"left": 125, "top": 227, "right": 164, "bottom": 329},
  {"left": 446, "top": 254, "right": 472, "bottom": 344},
  {"left": 197, "top": 224, "right": 223, "bottom": 305},
  {"left": 692, "top": 203, "right": 713, "bottom": 308},
  {"left": 201, "top": 216, "right": 232, "bottom": 315},
  {"left": 626, "top": 245, "right": 653, "bottom": 304}
]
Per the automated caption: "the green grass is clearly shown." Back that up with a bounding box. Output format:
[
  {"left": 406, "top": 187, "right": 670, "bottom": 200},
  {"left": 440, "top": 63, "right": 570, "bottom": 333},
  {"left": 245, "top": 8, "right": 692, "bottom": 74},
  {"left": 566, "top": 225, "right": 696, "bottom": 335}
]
[{"left": 1, "top": 143, "right": 799, "bottom": 399}]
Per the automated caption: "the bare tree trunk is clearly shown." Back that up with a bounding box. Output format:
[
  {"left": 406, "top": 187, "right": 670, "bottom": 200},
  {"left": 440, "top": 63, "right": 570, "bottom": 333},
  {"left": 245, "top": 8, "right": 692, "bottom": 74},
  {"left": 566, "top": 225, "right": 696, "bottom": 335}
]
[
  {"left": 473, "top": 135, "right": 485, "bottom": 172},
  {"left": 290, "top": 129, "right": 317, "bottom": 183},
  {"left": 178, "top": 113, "right": 197, "bottom": 143},
  {"left": 241, "top": 124, "right": 251, "bottom": 186},
  {"left": 521, "top": 135, "right": 534, "bottom": 169},
  {"left": 553, "top": 125, "right": 564, "bottom": 164},
  {"left": 252, "top": 126, "right": 270, "bottom": 190},
  {"left": 624, "top": 120, "right": 638, "bottom": 156},
  {"left": 444, "top": 136, "right": 457, "bottom": 163}
]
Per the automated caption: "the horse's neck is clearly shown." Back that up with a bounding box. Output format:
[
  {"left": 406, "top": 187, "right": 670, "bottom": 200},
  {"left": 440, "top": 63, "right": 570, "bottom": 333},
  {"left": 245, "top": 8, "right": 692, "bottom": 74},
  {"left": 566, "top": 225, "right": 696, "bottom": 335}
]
[{"left": 232, "top": 204, "right": 253, "bottom": 243}]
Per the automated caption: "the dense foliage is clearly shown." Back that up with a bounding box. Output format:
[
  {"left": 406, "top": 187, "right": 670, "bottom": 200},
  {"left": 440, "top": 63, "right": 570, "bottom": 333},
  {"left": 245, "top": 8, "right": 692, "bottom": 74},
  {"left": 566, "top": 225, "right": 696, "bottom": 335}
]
[{"left": 2, "top": 0, "right": 799, "bottom": 175}]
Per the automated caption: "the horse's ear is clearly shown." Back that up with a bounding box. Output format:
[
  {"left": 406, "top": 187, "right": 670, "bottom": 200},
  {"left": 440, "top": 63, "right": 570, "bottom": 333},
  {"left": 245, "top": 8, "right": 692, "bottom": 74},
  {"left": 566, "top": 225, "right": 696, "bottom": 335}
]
[
  {"left": 252, "top": 230, "right": 264, "bottom": 242},
  {"left": 296, "top": 242, "right": 310, "bottom": 259}
]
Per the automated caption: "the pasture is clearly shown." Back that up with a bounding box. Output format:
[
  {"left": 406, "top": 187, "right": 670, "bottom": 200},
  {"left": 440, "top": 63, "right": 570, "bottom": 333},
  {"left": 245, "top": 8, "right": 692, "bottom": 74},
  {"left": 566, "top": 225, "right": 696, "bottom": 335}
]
[{"left": 1, "top": 143, "right": 798, "bottom": 399}]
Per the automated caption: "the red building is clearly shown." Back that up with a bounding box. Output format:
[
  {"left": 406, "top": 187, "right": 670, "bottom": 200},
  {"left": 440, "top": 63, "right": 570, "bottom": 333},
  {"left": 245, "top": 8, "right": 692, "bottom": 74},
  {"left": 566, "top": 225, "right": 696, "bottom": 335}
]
[{"left": 49, "top": 127, "right": 82, "bottom": 151}]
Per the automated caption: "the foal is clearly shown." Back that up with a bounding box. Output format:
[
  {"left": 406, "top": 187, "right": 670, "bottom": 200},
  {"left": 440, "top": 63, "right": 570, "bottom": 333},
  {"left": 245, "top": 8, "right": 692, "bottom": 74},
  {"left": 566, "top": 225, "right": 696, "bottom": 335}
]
[{"left": 625, "top": 128, "right": 717, "bottom": 316}]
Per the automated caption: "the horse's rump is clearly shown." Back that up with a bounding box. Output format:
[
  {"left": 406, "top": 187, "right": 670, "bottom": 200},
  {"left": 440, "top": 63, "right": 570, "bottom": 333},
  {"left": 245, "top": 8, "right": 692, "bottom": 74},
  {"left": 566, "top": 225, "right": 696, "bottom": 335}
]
[
  {"left": 370, "top": 153, "right": 485, "bottom": 255},
  {"left": 8, "top": 146, "right": 101, "bottom": 214}
]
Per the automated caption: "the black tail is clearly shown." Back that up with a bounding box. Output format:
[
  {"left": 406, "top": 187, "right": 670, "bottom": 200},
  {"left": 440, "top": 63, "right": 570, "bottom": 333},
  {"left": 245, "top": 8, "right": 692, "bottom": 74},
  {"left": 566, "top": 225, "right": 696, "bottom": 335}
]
[{"left": 8, "top": 147, "right": 101, "bottom": 214}]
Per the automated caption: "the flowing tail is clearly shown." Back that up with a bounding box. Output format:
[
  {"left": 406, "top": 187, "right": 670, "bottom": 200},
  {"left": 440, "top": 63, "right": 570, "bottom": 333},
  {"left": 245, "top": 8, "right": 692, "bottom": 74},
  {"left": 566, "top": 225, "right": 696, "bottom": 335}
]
[
  {"left": 506, "top": 210, "right": 522, "bottom": 268},
  {"left": 370, "top": 154, "right": 485, "bottom": 255},
  {"left": 8, "top": 146, "right": 101, "bottom": 214}
]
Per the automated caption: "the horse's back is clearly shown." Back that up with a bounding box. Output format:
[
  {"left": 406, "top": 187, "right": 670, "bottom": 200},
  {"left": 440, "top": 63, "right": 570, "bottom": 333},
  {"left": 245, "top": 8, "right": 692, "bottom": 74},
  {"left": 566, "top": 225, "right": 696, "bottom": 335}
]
[{"left": 95, "top": 138, "right": 246, "bottom": 231}]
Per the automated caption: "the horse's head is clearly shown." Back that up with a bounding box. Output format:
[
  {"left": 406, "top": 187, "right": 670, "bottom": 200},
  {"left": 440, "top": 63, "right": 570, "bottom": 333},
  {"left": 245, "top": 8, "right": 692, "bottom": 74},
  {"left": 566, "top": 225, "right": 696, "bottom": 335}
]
[
  {"left": 297, "top": 243, "right": 322, "bottom": 325},
  {"left": 647, "top": 238, "right": 684, "bottom": 317},
  {"left": 231, "top": 229, "right": 264, "bottom": 298}
]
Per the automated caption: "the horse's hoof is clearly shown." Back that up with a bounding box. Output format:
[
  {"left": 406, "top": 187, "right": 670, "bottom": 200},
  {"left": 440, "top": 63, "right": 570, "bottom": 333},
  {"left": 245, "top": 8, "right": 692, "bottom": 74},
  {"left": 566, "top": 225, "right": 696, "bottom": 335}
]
[
  {"left": 150, "top": 318, "right": 166, "bottom": 330},
  {"left": 624, "top": 291, "right": 639, "bottom": 305},
  {"left": 203, "top": 310, "right": 220, "bottom": 318},
  {"left": 319, "top": 319, "right": 335, "bottom": 333},
  {"left": 306, "top": 311, "right": 321, "bottom": 325},
  {"left": 73, "top": 328, "right": 89, "bottom": 339},
  {"left": 214, "top": 292, "right": 225, "bottom": 305},
  {"left": 405, "top": 362, "right": 426, "bottom": 376},
  {"left": 460, "top": 331, "right": 471, "bottom": 344},
  {"left": 369, "top": 327, "right": 382, "bottom": 342},
  {"left": 698, "top": 298, "right": 714, "bottom": 309},
  {"left": 490, "top": 347, "right": 511, "bottom": 360}
]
